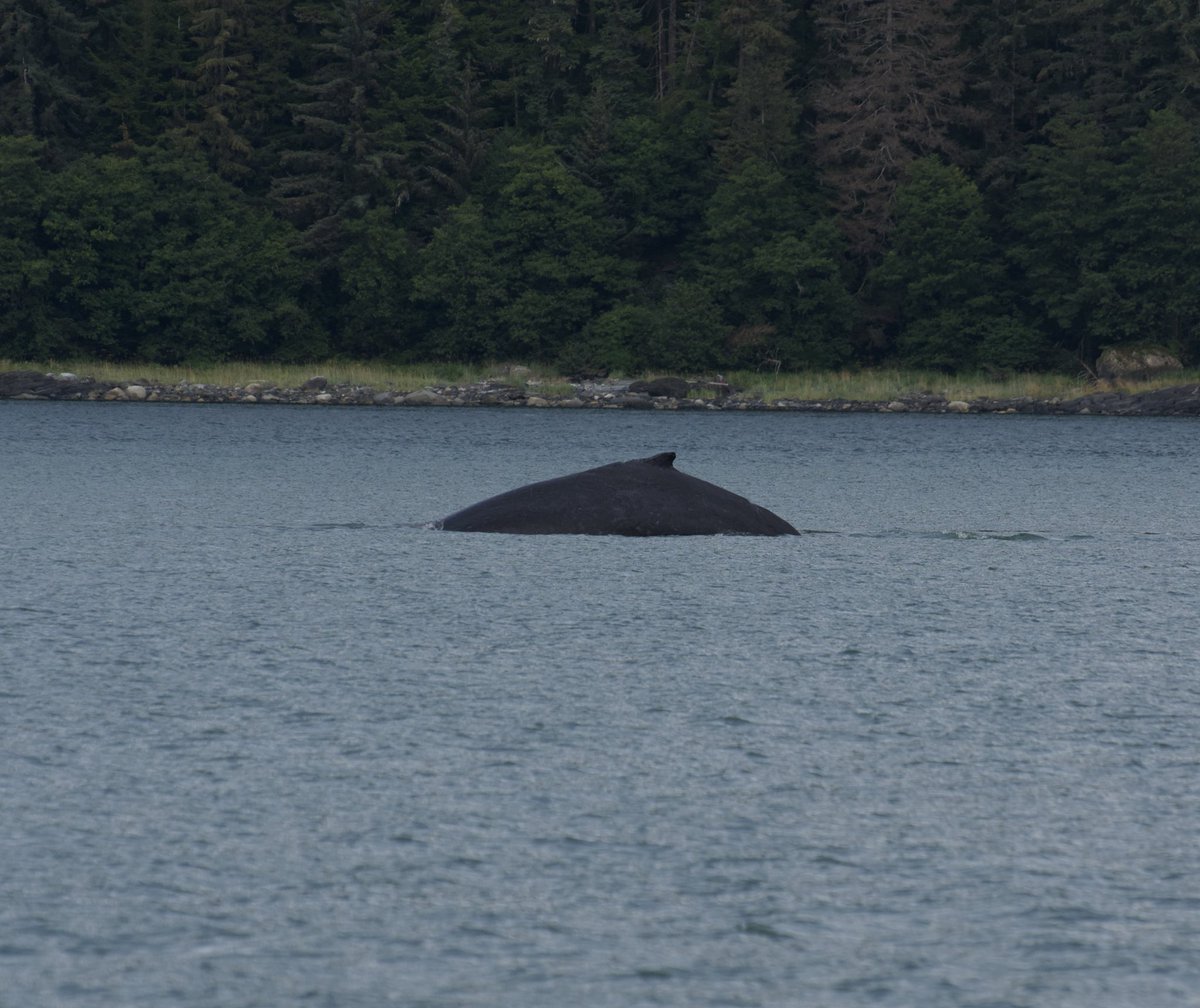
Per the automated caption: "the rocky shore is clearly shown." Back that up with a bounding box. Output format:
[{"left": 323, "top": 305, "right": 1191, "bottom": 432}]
[{"left": 3, "top": 368, "right": 1199, "bottom": 416}]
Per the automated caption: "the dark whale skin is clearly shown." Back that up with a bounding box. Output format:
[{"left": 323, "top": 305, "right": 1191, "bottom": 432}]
[{"left": 436, "top": 452, "right": 799, "bottom": 536}]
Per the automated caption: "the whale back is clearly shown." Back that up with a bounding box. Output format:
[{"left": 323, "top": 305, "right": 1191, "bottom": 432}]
[{"left": 437, "top": 452, "right": 798, "bottom": 536}]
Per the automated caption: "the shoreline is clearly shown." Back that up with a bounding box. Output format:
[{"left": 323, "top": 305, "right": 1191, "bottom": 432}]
[{"left": 3, "top": 368, "right": 1199, "bottom": 417}]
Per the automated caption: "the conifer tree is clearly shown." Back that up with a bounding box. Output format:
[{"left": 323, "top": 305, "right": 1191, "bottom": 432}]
[
  {"left": 714, "top": 0, "right": 802, "bottom": 168},
  {"left": 176, "top": 0, "right": 256, "bottom": 177},
  {"left": 577, "top": 0, "right": 645, "bottom": 111},
  {"left": 271, "top": 0, "right": 408, "bottom": 251},
  {"left": 0, "top": 0, "right": 95, "bottom": 157},
  {"left": 174, "top": 0, "right": 305, "bottom": 183},
  {"left": 1138, "top": 0, "right": 1200, "bottom": 119},
  {"left": 418, "top": 58, "right": 491, "bottom": 204},
  {"left": 1009, "top": 115, "right": 1116, "bottom": 364},
  {"left": 91, "top": 0, "right": 190, "bottom": 150},
  {"left": 1096, "top": 109, "right": 1200, "bottom": 357},
  {"left": 433, "top": 1, "right": 574, "bottom": 133},
  {"left": 808, "top": 0, "right": 970, "bottom": 260},
  {"left": 0, "top": 136, "right": 53, "bottom": 356}
]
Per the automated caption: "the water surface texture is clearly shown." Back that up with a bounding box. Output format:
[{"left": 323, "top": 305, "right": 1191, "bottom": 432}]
[{"left": 3, "top": 403, "right": 1199, "bottom": 1007}]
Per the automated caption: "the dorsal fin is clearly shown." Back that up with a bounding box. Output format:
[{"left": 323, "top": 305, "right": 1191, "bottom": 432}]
[{"left": 643, "top": 452, "right": 676, "bottom": 468}]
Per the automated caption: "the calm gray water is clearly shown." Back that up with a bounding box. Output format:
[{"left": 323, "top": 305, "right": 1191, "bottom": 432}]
[{"left": 2, "top": 402, "right": 1199, "bottom": 1008}]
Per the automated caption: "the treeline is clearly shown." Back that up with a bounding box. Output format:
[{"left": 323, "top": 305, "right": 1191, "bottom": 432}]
[{"left": 3, "top": 0, "right": 1200, "bottom": 373}]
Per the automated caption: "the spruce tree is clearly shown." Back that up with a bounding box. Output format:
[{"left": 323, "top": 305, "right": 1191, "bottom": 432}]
[
  {"left": 0, "top": 0, "right": 96, "bottom": 158},
  {"left": 271, "top": 0, "right": 407, "bottom": 251},
  {"left": 91, "top": 0, "right": 190, "bottom": 150},
  {"left": 418, "top": 58, "right": 492, "bottom": 204},
  {"left": 176, "top": 0, "right": 256, "bottom": 178},
  {"left": 808, "top": 0, "right": 970, "bottom": 260},
  {"left": 1098, "top": 109, "right": 1200, "bottom": 358},
  {"left": 714, "top": 0, "right": 802, "bottom": 168},
  {"left": 0, "top": 136, "right": 53, "bottom": 356},
  {"left": 1009, "top": 115, "right": 1117, "bottom": 365}
]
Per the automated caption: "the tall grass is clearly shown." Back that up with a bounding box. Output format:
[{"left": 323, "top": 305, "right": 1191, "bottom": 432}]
[
  {"left": 727, "top": 367, "right": 1200, "bottom": 402},
  {"left": 727, "top": 368, "right": 1090, "bottom": 402},
  {"left": 6, "top": 357, "right": 1199, "bottom": 401},
  {"left": 0, "top": 358, "right": 544, "bottom": 391}
]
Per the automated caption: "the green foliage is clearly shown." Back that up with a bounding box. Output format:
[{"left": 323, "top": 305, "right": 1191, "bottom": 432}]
[
  {"left": 565, "top": 281, "right": 730, "bottom": 375},
  {"left": 1009, "top": 116, "right": 1115, "bottom": 362},
  {"left": 809, "top": 0, "right": 969, "bottom": 259},
  {"left": 414, "top": 143, "right": 632, "bottom": 361},
  {"left": 560, "top": 302, "right": 649, "bottom": 376},
  {"left": 1097, "top": 109, "right": 1200, "bottom": 359},
  {"left": 577, "top": 105, "right": 715, "bottom": 260},
  {"left": 742, "top": 222, "right": 855, "bottom": 369},
  {"left": 714, "top": 0, "right": 803, "bottom": 168},
  {"left": 5, "top": 3, "right": 1200, "bottom": 372},
  {"left": 272, "top": 0, "right": 408, "bottom": 247},
  {"left": 692, "top": 159, "right": 853, "bottom": 368},
  {"left": 129, "top": 148, "right": 318, "bottom": 362},
  {"left": 410, "top": 198, "right": 505, "bottom": 360},
  {"left": 335, "top": 208, "right": 416, "bottom": 359},
  {"left": 0, "top": 136, "right": 53, "bottom": 355},
  {"left": 1009, "top": 110, "right": 1200, "bottom": 365},
  {"left": 874, "top": 157, "right": 1046, "bottom": 370},
  {"left": 38, "top": 152, "right": 151, "bottom": 358},
  {"left": 642, "top": 281, "right": 728, "bottom": 372},
  {"left": 0, "top": 0, "right": 96, "bottom": 154},
  {"left": 693, "top": 158, "right": 804, "bottom": 316},
  {"left": 489, "top": 144, "right": 620, "bottom": 357},
  {"left": 91, "top": 1, "right": 190, "bottom": 151},
  {"left": 0, "top": 142, "right": 317, "bottom": 362}
]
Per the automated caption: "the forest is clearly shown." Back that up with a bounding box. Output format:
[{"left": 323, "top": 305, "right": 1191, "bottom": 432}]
[{"left": 3, "top": 0, "right": 1200, "bottom": 375}]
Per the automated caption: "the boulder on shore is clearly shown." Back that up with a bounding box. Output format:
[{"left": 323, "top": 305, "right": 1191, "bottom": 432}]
[
  {"left": 401, "top": 389, "right": 450, "bottom": 406},
  {"left": 0, "top": 371, "right": 47, "bottom": 396},
  {"left": 628, "top": 376, "right": 691, "bottom": 399},
  {"left": 1096, "top": 346, "right": 1182, "bottom": 380},
  {"left": 0, "top": 370, "right": 108, "bottom": 399}
]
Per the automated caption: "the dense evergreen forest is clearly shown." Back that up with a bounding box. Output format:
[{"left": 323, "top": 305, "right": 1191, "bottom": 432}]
[{"left": 3, "top": 0, "right": 1200, "bottom": 373}]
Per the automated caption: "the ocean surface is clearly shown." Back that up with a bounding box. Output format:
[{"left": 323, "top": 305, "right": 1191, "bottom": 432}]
[{"left": 2, "top": 401, "right": 1199, "bottom": 1008}]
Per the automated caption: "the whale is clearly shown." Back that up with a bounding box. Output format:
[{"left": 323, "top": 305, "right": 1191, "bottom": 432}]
[{"left": 435, "top": 452, "right": 799, "bottom": 536}]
